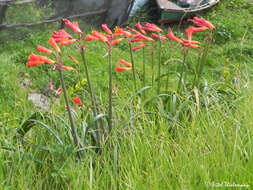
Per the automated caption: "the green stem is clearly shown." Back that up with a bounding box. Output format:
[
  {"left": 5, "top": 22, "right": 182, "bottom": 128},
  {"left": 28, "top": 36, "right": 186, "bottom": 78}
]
[
  {"left": 166, "top": 42, "right": 172, "bottom": 92},
  {"left": 177, "top": 49, "right": 188, "bottom": 93},
  {"left": 80, "top": 48, "right": 101, "bottom": 147},
  {"left": 58, "top": 56, "right": 83, "bottom": 159},
  {"left": 142, "top": 46, "right": 146, "bottom": 98},
  {"left": 108, "top": 46, "right": 113, "bottom": 133},
  {"left": 151, "top": 41, "right": 155, "bottom": 86},
  {"left": 129, "top": 42, "right": 137, "bottom": 91},
  {"left": 194, "top": 32, "right": 212, "bottom": 87},
  {"left": 157, "top": 39, "right": 162, "bottom": 94}
]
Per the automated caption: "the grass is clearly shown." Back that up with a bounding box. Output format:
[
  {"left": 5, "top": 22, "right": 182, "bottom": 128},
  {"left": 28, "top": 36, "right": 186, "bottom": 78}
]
[{"left": 1, "top": 0, "right": 253, "bottom": 189}]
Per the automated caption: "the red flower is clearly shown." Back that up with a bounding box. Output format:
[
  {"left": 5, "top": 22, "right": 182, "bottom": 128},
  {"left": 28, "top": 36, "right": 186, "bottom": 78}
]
[
  {"left": 116, "top": 65, "right": 131, "bottom": 72},
  {"left": 37, "top": 46, "right": 52, "bottom": 54},
  {"left": 73, "top": 96, "right": 82, "bottom": 106},
  {"left": 69, "top": 55, "right": 79, "bottom": 64},
  {"left": 127, "top": 26, "right": 141, "bottom": 35},
  {"left": 114, "top": 27, "right": 133, "bottom": 38},
  {"left": 181, "top": 39, "right": 200, "bottom": 44},
  {"left": 92, "top": 30, "right": 108, "bottom": 42},
  {"left": 185, "top": 26, "right": 208, "bottom": 44},
  {"left": 102, "top": 24, "right": 112, "bottom": 35},
  {"left": 49, "top": 38, "right": 61, "bottom": 53},
  {"left": 189, "top": 17, "right": 215, "bottom": 29},
  {"left": 56, "top": 65, "right": 74, "bottom": 71},
  {"left": 119, "top": 59, "right": 132, "bottom": 67},
  {"left": 186, "top": 26, "right": 209, "bottom": 35},
  {"left": 130, "top": 34, "right": 154, "bottom": 43},
  {"left": 63, "top": 19, "right": 82, "bottom": 35},
  {"left": 143, "top": 22, "right": 163, "bottom": 32},
  {"left": 72, "top": 21, "right": 79, "bottom": 28},
  {"left": 26, "top": 61, "right": 44, "bottom": 67},
  {"left": 28, "top": 53, "right": 55, "bottom": 64},
  {"left": 52, "top": 29, "right": 72, "bottom": 40},
  {"left": 183, "top": 43, "right": 200, "bottom": 48},
  {"left": 85, "top": 34, "right": 99, "bottom": 41},
  {"left": 132, "top": 44, "right": 146, "bottom": 51},
  {"left": 108, "top": 38, "right": 123, "bottom": 46},
  {"left": 59, "top": 39, "right": 76, "bottom": 46},
  {"left": 151, "top": 33, "right": 167, "bottom": 40},
  {"left": 136, "top": 22, "right": 146, "bottom": 35},
  {"left": 167, "top": 29, "right": 183, "bottom": 44}
]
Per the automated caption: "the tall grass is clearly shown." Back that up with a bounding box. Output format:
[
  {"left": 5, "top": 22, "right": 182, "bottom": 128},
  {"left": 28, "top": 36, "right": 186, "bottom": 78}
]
[{"left": 1, "top": 0, "right": 253, "bottom": 189}]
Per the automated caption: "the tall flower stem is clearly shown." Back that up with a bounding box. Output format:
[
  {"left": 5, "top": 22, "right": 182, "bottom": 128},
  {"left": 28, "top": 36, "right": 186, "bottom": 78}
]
[
  {"left": 151, "top": 41, "right": 155, "bottom": 86},
  {"left": 142, "top": 46, "right": 146, "bottom": 98},
  {"left": 80, "top": 47, "right": 101, "bottom": 147},
  {"left": 108, "top": 46, "right": 113, "bottom": 133},
  {"left": 166, "top": 42, "right": 172, "bottom": 92},
  {"left": 129, "top": 42, "right": 137, "bottom": 91},
  {"left": 194, "top": 31, "right": 212, "bottom": 87},
  {"left": 57, "top": 56, "right": 83, "bottom": 158},
  {"left": 177, "top": 48, "right": 188, "bottom": 93},
  {"left": 157, "top": 38, "right": 162, "bottom": 94}
]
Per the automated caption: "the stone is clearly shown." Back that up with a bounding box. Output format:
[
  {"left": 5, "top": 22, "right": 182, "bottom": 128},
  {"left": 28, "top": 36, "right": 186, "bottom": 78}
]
[{"left": 28, "top": 92, "right": 50, "bottom": 110}]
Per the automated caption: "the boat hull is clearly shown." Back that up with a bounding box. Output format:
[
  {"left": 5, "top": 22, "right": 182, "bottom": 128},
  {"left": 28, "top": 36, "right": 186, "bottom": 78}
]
[{"left": 157, "top": 0, "right": 220, "bottom": 23}]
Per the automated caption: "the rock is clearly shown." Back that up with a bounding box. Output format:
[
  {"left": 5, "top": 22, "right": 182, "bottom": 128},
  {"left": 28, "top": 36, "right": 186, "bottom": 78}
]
[
  {"left": 28, "top": 92, "right": 50, "bottom": 110},
  {"left": 20, "top": 78, "right": 32, "bottom": 89},
  {"left": 41, "top": 85, "right": 52, "bottom": 97}
]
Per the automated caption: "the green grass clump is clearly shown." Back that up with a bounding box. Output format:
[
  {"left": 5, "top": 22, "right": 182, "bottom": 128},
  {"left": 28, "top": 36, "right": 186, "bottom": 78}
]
[{"left": 0, "top": 0, "right": 253, "bottom": 189}]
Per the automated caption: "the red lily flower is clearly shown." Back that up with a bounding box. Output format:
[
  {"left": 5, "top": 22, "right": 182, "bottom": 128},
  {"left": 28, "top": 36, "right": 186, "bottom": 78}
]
[
  {"left": 73, "top": 96, "right": 82, "bottom": 106},
  {"left": 72, "top": 21, "right": 79, "bottom": 28},
  {"left": 53, "top": 38, "right": 69, "bottom": 43},
  {"left": 49, "top": 38, "right": 61, "bottom": 53},
  {"left": 37, "top": 45, "right": 52, "bottom": 54},
  {"left": 127, "top": 26, "right": 141, "bottom": 35},
  {"left": 114, "top": 27, "right": 133, "bottom": 38},
  {"left": 102, "top": 24, "right": 112, "bottom": 35},
  {"left": 52, "top": 29, "right": 72, "bottom": 40},
  {"left": 151, "top": 33, "right": 167, "bottom": 40},
  {"left": 186, "top": 26, "right": 209, "bottom": 35},
  {"left": 59, "top": 39, "right": 76, "bottom": 46},
  {"left": 143, "top": 22, "right": 163, "bottom": 32},
  {"left": 116, "top": 65, "right": 131, "bottom": 72},
  {"left": 69, "top": 55, "right": 79, "bottom": 64},
  {"left": 132, "top": 44, "right": 146, "bottom": 51},
  {"left": 136, "top": 22, "right": 146, "bottom": 35},
  {"left": 108, "top": 38, "right": 123, "bottom": 46},
  {"left": 131, "top": 34, "right": 154, "bottom": 43},
  {"left": 186, "top": 26, "right": 208, "bottom": 44},
  {"left": 85, "top": 34, "right": 99, "bottom": 41},
  {"left": 183, "top": 43, "right": 200, "bottom": 48},
  {"left": 26, "top": 61, "right": 44, "bottom": 67},
  {"left": 119, "top": 59, "right": 132, "bottom": 67},
  {"left": 56, "top": 65, "right": 74, "bottom": 71},
  {"left": 63, "top": 19, "right": 82, "bottom": 35},
  {"left": 181, "top": 39, "right": 200, "bottom": 44},
  {"left": 92, "top": 30, "right": 108, "bottom": 42},
  {"left": 28, "top": 53, "right": 55, "bottom": 64},
  {"left": 189, "top": 17, "right": 215, "bottom": 29},
  {"left": 167, "top": 29, "right": 183, "bottom": 44}
]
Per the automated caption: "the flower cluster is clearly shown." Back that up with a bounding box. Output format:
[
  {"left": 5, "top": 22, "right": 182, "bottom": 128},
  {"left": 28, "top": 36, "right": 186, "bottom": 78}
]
[{"left": 167, "top": 17, "right": 215, "bottom": 48}]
